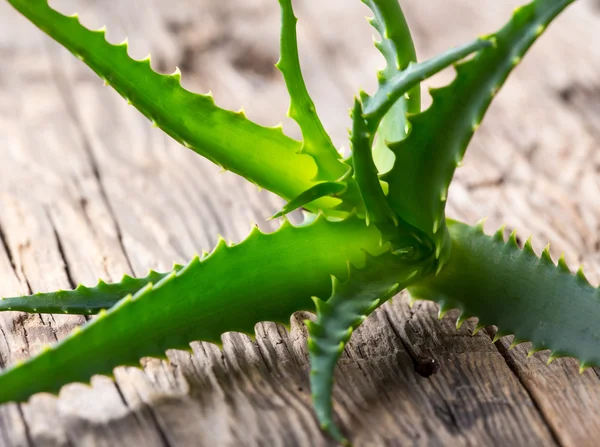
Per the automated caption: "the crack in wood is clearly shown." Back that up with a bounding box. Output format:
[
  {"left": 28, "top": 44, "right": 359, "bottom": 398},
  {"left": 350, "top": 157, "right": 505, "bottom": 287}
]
[{"left": 487, "top": 327, "right": 564, "bottom": 447}]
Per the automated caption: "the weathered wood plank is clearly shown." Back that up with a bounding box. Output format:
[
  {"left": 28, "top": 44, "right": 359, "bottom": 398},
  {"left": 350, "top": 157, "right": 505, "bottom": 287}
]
[{"left": 0, "top": 0, "right": 599, "bottom": 445}]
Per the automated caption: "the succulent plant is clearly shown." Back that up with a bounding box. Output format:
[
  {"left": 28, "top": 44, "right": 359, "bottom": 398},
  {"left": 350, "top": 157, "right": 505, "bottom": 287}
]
[{"left": 2, "top": 0, "right": 588, "bottom": 444}]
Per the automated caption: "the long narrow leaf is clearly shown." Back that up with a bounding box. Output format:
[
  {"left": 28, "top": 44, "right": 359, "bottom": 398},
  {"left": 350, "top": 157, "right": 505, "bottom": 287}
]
[
  {"left": 7, "top": 0, "right": 328, "bottom": 204},
  {"left": 0, "top": 266, "right": 182, "bottom": 315},
  {"left": 276, "top": 0, "right": 347, "bottom": 181}
]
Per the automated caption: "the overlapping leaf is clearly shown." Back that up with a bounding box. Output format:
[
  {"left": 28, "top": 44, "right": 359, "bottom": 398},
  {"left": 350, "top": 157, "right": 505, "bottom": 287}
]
[
  {"left": 0, "top": 215, "right": 386, "bottom": 403},
  {"left": 382, "top": 0, "right": 575, "bottom": 269},
  {"left": 350, "top": 39, "right": 490, "bottom": 252},
  {"left": 363, "top": 0, "right": 420, "bottom": 174}
]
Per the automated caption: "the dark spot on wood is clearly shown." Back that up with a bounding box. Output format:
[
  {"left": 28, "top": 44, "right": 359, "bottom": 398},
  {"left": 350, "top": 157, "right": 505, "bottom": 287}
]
[
  {"left": 558, "top": 85, "right": 575, "bottom": 103},
  {"left": 414, "top": 357, "right": 440, "bottom": 377}
]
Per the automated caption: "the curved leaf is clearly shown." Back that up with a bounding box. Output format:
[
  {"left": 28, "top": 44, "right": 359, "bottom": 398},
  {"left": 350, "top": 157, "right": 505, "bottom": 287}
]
[{"left": 350, "top": 99, "right": 431, "bottom": 257}]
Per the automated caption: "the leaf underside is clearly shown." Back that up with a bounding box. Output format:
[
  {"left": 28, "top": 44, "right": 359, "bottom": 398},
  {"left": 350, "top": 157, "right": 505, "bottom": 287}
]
[
  {"left": 0, "top": 215, "right": 386, "bottom": 404},
  {"left": 410, "top": 220, "right": 600, "bottom": 370},
  {"left": 383, "top": 0, "right": 575, "bottom": 267}
]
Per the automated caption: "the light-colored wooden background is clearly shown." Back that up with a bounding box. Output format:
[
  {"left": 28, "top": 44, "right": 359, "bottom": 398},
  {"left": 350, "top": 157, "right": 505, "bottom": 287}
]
[{"left": 0, "top": 0, "right": 599, "bottom": 445}]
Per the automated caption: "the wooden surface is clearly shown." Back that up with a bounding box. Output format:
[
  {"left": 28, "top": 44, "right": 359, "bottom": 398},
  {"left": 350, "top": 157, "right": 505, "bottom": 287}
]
[{"left": 0, "top": 0, "right": 599, "bottom": 445}]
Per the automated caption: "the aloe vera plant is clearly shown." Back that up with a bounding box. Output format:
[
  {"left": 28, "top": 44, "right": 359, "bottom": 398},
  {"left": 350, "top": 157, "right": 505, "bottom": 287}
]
[{"left": 1, "top": 0, "right": 591, "bottom": 444}]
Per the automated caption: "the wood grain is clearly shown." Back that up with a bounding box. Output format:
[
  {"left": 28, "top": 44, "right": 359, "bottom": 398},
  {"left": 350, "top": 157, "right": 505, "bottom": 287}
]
[{"left": 0, "top": 0, "right": 599, "bottom": 445}]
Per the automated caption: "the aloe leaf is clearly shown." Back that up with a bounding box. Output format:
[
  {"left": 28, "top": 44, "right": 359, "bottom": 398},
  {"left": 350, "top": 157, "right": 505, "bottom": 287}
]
[
  {"left": 363, "top": 0, "right": 420, "bottom": 174},
  {"left": 0, "top": 266, "right": 183, "bottom": 315},
  {"left": 409, "top": 219, "right": 600, "bottom": 371},
  {"left": 351, "top": 38, "right": 489, "bottom": 256},
  {"left": 362, "top": 38, "right": 492, "bottom": 130},
  {"left": 6, "top": 0, "right": 330, "bottom": 205},
  {"left": 270, "top": 182, "right": 347, "bottom": 220},
  {"left": 0, "top": 215, "right": 389, "bottom": 404},
  {"left": 350, "top": 100, "right": 398, "bottom": 227},
  {"left": 383, "top": 0, "right": 575, "bottom": 268},
  {"left": 308, "top": 251, "right": 432, "bottom": 444},
  {"left": 350, "top": 100, "right": 431, "bottom": 259},
  {"left": 276, "top": 0, "right": 348, "bottom": 182}
]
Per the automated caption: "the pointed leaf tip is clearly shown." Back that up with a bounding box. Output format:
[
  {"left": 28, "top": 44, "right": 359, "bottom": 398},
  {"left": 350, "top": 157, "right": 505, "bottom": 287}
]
[
  {"left": 524, "top": 237, "right": 534, "bottom": 254},
  {"left": 541, "top": 244, "right": 553, "bottom": 264},
  {"left": 456, "top": 313, "right": 468, "bottom": 329},
  {"left": 508, "top": 229, "right": 519, "bottom": 247},
  {"left": 311, "top": 296, "right": 330, "bottom": 315},
  {"left": 576, "top": 265, "right": 589, "bottom": 284},
  {"left": 472, "top": 323, "right": 485, "bottom": 336},
  {"left": 579, "top": 361, "right": 594, "bottom": 374},
  {"left": 509, "top": 338, "right": 525, "bottom": 350},
  {"left": 493, "top": 224, "right": 507, "bottom": 242},
  {"left": 558, "top": 253, "right": 569, "bottom": 273},
  {"left": 475, "top": 217, "right": 487, "bottom": 232}
]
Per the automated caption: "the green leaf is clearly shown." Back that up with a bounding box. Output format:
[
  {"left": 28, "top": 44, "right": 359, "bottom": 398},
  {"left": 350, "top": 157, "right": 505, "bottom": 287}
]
[
  {"left": 363, "top": 0, "right": 420, "bottom": 174},
  {"left": 383, "top": 0, "right": 575, "bottom": 268},
  {"left": 276, "top": 0, "right": 348, "bottom": 182},
  {"left": 0, "top": 266, "right": 183, "bottom": 315},
  {"left": 409, "top": 219, "right": 600, "bottom": 371},
  {"left": 270, "top": 182, "right": 347, "bottom": 220},
  {"left": 351, "top": 37, "right": 490, "bottom": 264},
  {"left": 343, "top": 38, "right": 489, "bottom": 227},
  {"left": 0, "top": 214, "right": 387, "bottom": 404},
  {"left": 6, "top": 0, "right": 331, "bottom": 206},
  {"left": 308, "top": 251, "right": 432, "bottom": 444},
  {"left": 350, "top": 99, "right": 431, "bottom": 258},
  {"left": 350, "top": 99, "right": 398, "bottom": 229},
  {"left": 362, "top": 37, "right": 492, "bottom": 131}
]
